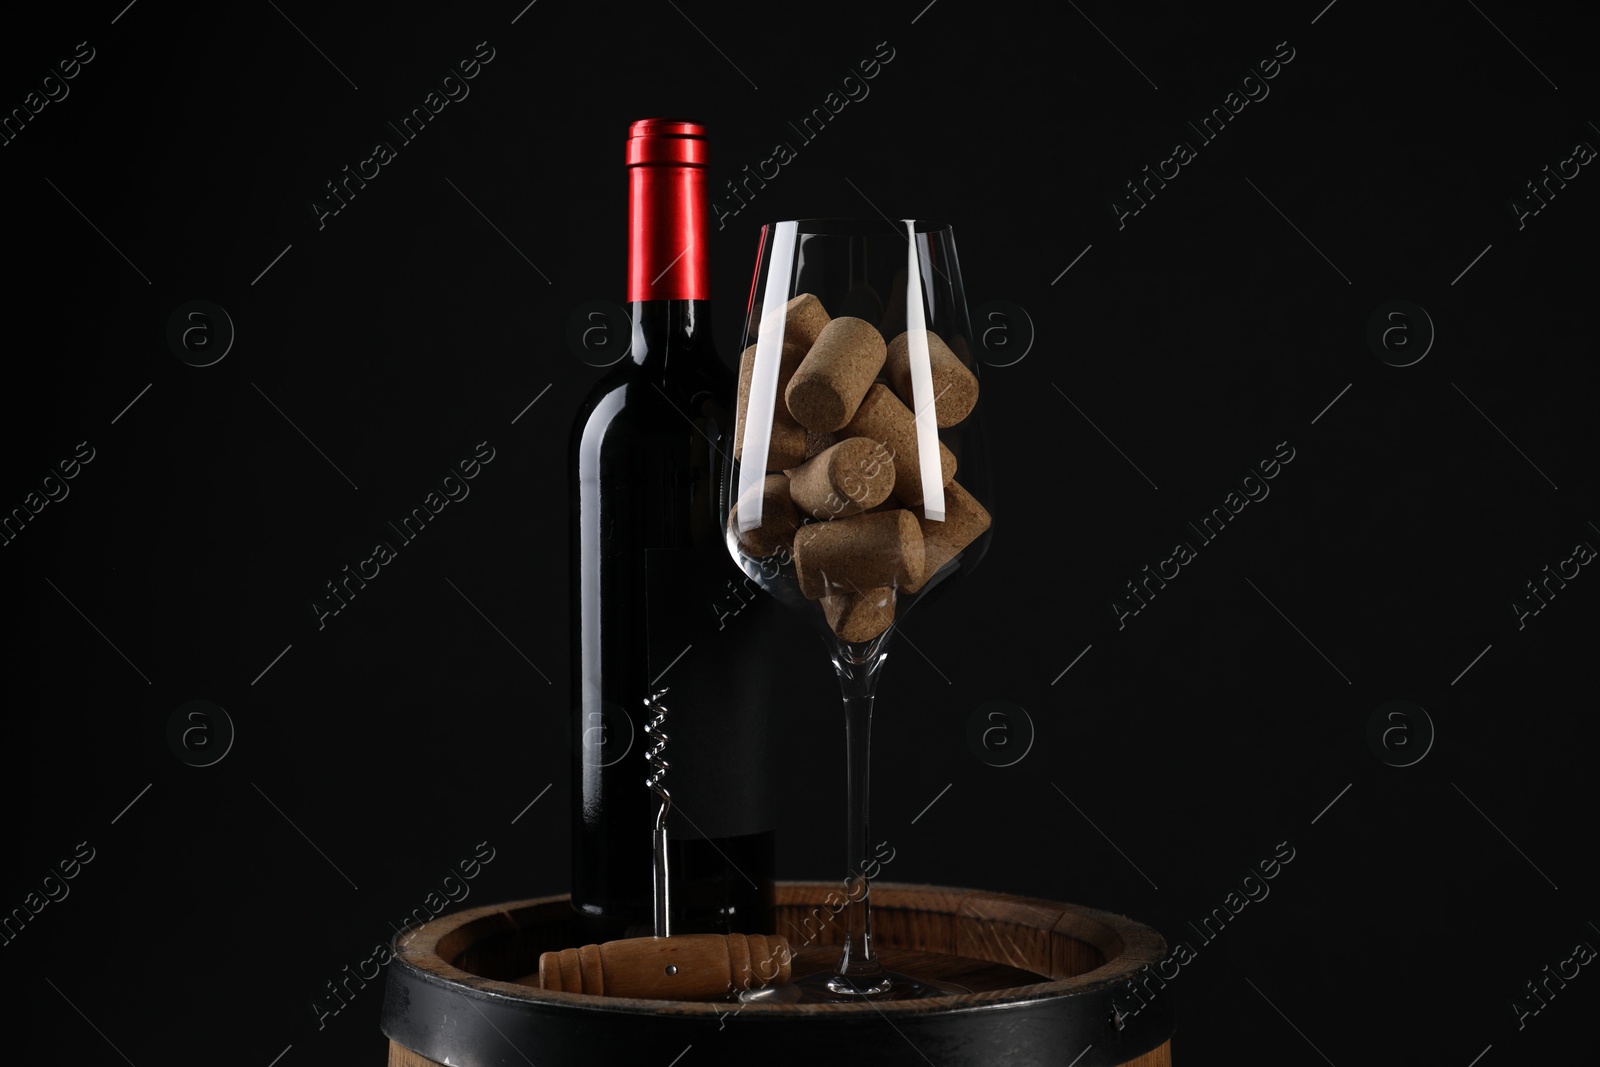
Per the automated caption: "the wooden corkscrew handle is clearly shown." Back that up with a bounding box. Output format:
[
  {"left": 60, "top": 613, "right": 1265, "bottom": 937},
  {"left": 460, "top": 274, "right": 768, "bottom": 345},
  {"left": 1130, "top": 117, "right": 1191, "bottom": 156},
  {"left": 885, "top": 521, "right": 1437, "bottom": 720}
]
[{"left": 538, "top": 933, "right": 793, "bottom": 999}]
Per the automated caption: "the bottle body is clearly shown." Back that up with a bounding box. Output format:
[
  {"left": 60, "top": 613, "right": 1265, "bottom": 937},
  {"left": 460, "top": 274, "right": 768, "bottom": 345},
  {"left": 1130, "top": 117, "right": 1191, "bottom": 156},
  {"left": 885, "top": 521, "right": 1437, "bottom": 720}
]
[{"left": 568, "top": 122, "right": 775, "bottom": 943}]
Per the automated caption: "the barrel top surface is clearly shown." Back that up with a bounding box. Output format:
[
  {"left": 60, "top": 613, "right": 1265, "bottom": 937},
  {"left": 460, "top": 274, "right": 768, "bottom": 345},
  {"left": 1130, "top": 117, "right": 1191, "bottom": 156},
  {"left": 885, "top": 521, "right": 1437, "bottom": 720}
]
[
  {"left": 389, "top": 880, "right": 1167, "bottom": 1018},
  {"left": 382, "top": 881, "right": 1176, "bottom": 1066}
]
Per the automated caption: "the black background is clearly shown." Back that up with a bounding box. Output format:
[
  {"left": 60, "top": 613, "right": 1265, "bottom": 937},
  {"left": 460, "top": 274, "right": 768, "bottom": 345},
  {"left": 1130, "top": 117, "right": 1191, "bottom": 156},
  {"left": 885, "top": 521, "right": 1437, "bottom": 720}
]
[{"left": 2, "top": 1, "right": 1596, "bottom": 1064}]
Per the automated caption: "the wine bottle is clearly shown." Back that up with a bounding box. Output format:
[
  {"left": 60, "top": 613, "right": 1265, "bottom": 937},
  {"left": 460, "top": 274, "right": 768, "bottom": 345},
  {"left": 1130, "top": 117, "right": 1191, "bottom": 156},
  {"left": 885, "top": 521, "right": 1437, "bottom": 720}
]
[{"left": 569, "top": 119, "right": 776, "bottom": 943}]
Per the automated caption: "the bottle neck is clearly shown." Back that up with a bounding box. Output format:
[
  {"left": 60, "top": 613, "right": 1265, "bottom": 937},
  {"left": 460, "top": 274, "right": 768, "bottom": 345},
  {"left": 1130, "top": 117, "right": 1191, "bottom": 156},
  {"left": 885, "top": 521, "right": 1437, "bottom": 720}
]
[
  {"left": 626, "top": 155, "right": 710, "bottom": 302},
  {"left": 627, "top": 299, "right": 713, "bottom": 371},
  {"left": 625, "top": 121, "right": 713, "bottom": 371}
]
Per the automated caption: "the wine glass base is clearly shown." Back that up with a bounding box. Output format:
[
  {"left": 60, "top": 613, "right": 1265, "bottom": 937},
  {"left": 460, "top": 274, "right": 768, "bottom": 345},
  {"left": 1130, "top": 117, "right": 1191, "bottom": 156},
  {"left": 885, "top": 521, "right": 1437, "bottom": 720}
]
[{"left": 741, "top": 968, "right": 969, "bottom": 1004}]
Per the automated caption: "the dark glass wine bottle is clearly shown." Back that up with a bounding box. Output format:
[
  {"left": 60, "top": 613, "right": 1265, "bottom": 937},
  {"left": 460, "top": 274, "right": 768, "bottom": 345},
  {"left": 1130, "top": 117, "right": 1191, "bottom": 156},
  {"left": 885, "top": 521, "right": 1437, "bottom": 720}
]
[{"left": 569, "top": 119, "right": 776, "bottom": 943}]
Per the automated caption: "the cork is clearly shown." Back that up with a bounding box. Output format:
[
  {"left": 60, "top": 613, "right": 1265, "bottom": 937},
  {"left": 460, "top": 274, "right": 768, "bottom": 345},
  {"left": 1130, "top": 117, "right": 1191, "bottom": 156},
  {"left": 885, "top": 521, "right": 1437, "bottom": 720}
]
[
  {"left": 804, "top": 430, "right": 837, "bottom": 459},
  {"left": 793, "top": 510, "right": 925, "bottom": 600},
  {"left": 537, "top": 932, "right": 793, "bottom": 999},
  {"left": 784, "top": 317, "right": 887, "bottom": 432},
  {"left": 786, "top": 437, "right": 895, "bottom": 520},
  {"left": 822, "top": 585, "right": 895, "bottom": 642},
  {"left": 841, "top": 384, "right": 957, "bottom": 506},
  {"left": 904, "top": 480, "right": 991, "bottom": 593},
  {"left": 752, "top": 292, "right": 831, "bottom": 350},
  {"left": 727, "top": 474, "right": 801, "bottom": 558},
  {"left": 885, "top": 330, "right": 979, "bottom": 428},
  {"left": 735, "top": 340, "right": 810, "bottom": 470}
]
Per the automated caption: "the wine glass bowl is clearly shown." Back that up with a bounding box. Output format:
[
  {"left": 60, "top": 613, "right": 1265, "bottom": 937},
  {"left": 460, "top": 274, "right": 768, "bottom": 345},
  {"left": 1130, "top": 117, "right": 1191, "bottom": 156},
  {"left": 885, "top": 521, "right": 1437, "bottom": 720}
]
[
  {"left": 722, "top": 218, "right": 993, "bottom": 1002},
  {"left": 726, "top": 219, "right": 993, "bottom": 624}
]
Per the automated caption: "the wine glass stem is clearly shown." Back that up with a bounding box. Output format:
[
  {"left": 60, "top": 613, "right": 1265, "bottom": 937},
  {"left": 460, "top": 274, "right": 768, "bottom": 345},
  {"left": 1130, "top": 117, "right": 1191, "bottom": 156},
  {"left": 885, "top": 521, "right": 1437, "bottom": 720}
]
[{"left": 835, "top": 662, "right": 885, "bottom": 980}]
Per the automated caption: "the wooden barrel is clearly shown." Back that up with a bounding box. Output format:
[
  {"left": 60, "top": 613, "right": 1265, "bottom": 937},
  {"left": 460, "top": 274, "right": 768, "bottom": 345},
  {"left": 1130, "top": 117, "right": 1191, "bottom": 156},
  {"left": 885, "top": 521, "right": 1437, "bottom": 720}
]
[{"left": 381, "top": 881, "right": 1175, "bottom": 1066}]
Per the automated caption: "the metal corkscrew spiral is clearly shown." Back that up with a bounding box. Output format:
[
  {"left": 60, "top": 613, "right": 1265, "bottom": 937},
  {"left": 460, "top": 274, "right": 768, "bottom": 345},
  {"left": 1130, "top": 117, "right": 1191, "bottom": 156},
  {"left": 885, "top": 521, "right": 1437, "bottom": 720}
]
[{"left": 644, "top": 687, "right": 671, "bottom": 937}]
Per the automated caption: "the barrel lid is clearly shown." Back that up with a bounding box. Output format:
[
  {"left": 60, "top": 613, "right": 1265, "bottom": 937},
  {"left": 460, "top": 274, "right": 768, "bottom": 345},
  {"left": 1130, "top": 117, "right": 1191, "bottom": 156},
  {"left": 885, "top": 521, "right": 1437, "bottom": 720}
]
[{"left": 381, "top": 885, "right": 1176, "bottom": 1067}]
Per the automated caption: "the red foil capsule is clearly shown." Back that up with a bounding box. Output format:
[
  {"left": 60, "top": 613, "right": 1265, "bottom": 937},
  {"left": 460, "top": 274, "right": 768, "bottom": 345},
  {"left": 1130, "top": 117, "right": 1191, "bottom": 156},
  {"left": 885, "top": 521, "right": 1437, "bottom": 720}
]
[{"left": 626, "top": 118, "right": 711, "bottom": 302}]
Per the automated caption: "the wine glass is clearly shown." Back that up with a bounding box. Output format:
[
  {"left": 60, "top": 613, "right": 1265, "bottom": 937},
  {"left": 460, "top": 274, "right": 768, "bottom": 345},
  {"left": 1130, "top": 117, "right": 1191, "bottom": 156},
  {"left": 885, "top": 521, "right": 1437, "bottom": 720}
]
[{"left": 722, "top": 218, "right": 993, "bottom": 1001}]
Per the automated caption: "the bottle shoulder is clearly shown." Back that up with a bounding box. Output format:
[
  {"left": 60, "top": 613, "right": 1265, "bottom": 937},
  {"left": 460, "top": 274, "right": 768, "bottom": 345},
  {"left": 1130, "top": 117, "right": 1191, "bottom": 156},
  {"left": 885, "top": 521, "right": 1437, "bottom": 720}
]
[{"left": 571, "top": 362, "right": 733, "bottom": 444}]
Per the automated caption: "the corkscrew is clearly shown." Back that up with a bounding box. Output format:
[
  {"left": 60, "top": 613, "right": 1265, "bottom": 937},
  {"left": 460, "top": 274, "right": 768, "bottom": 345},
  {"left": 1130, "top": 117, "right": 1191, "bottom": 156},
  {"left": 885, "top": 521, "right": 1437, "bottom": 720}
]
[
  {"left": 530, "top": 681, "right": 796, "bottom": 1001},
  {"left": 644, "top": 686, "right": 671, "bottom": 938}
]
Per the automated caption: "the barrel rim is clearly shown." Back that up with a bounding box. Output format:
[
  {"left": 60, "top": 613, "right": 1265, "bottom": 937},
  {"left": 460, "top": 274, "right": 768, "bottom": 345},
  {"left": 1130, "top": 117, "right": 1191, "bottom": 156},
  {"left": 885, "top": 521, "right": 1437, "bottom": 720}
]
[{"left": 387, "top": 879, "right": 1168, "bottom": 1017}]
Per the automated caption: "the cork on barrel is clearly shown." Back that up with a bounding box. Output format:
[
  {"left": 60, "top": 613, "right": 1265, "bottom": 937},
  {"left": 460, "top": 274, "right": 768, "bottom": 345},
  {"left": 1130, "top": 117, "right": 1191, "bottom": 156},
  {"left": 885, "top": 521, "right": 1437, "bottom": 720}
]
[
  {"left": 537, "top": 933, "right": 793, "bottom": 1000},
  {"left": 792, "top": 510, "right": 925, "bottom": 600},
  {"left": 785, "top": 317, "right": 887, "bottom": 432},
  {"left": 841, "top": 384, "right": 957, "bottom": 506},
  {"left": 786, "top": 437, "right": 895, "bottom": 520},
  {"left": 885, "top": 329, "right": 979, "bottom": 428},
  {"left": 751, "top": 292, "right": 831, "bottom": 351},
  {"left": 735, "top": 339, "right": 810, "bottom": 470},
  {"left": 904, "top": 480, "right": 991, "bottom": 593}
]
